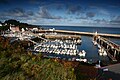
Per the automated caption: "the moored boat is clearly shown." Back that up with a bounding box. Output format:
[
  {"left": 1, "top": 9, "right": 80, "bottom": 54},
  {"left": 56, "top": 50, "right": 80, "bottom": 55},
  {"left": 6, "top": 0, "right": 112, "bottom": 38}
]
[{"left": 78, "top": 50, "right": 86, "bottom": 57}]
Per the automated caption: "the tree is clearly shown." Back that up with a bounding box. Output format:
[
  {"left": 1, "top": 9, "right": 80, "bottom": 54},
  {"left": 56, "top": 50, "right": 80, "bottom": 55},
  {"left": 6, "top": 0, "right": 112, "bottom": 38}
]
[
  {"left": 0, "top": 21, "right": 2, "bottom": 24},
  {"left": 0, "top": 36, "right": 76, "bottom": 80},
  {"left": 4, "top": 19, "right": 20, "bottom": 26}
]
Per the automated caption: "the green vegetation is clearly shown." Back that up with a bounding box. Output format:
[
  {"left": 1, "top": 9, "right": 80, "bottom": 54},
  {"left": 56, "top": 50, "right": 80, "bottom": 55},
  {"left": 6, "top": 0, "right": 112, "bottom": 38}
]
[
  {"left": 4, "top": 19, "right": 20, "bottom": 26},
  {"left": 0, "top": 26, "right": 9, "bottom": 31},
  {"left": 0, "top": 36, "right": 98, "bottom": 80},
  {"left": 0, "top": 36, "right": 76, "bottom": 80}
]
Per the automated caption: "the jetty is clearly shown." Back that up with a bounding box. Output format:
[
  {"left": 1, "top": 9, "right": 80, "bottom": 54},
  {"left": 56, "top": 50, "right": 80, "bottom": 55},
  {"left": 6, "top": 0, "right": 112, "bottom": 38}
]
[
  {"left": 39, "top": 29, "right": 120, "bottom": 38},
  {"left": 93, "top": 35, "right": 120, "bottom": 61},
  {"left": 45, "top": 34, "right": 81, "bottom": 39}
]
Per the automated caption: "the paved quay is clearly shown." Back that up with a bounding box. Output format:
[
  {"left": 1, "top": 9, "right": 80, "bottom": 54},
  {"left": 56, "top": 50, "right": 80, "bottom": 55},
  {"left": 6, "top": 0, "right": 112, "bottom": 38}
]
[
  {"left": 105, "top": 63, "right": 120, "bottom": 74},
  {"left": 98, "top": 63, "right": 120, "bottom": 80}
]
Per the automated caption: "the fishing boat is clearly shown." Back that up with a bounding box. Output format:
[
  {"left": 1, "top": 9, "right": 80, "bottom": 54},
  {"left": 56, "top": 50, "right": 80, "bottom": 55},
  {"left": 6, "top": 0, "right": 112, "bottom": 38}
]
[
  {"left": 98, "top": 48, "right": 107, "bottom": 56},
  {"left": 92, "top": 40, "right": 97, "bottom": 45},
  {"left": 78, "top": 50, "right": 86, "bottom": 57},
  {"left": 95, "top": 60, "right": 101, "bottom": 68},
  {"left": 76, "top": 58, "right": 87, "bottom": 62}
]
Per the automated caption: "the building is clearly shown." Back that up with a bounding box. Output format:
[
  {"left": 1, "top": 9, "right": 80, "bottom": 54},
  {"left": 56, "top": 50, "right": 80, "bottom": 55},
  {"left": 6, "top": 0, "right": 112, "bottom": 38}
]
[
  {"left": 10, "top": 26, "right": 20, "bottom": 32},
  {"left": 30, "top": 28, "right": 38, "bottom": 31},
  {"left": 0, "top": 23, "right": 2, "bottom": 26}
]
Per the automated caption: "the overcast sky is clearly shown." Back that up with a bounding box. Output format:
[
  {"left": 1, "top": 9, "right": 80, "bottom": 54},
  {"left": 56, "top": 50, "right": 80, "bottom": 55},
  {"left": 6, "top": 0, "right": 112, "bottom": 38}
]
[{"left": 0, "top": 0, "right": 120, "bottom": 27}]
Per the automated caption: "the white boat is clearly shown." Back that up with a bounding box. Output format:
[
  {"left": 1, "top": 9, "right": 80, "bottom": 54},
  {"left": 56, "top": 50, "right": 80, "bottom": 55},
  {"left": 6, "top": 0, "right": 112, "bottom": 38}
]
[
  {"left": 79, "top": 50, "right": 86, "bottom": 57},
  {"left": 99, "top": 52, "right": 103, "bottom": 56},
  {"left": 66, "top": 50, "right": 70, "bottom": 55},
  {"left": 103, "top": 51, "right": 107, "bottom": 56},
  {"left": 97, "top": 44, "right": 101, "bottom": 49},
  {"left": 98, "top": 48, "right": 107, "bottom": 56},
  {"left": 35, "top": 49, "right": 39, "bottom": 52},
  {"left": 76, "top": 58, "right": 87, "bottom": 62},
  {"left": 95, "top": 60, "right": 101, "bottom": 68},
  {"left": 92, "top": 40, "right": 97, "bottom": 45},
  {"left": 77, "top": 39, "right": 82, "bottom": 44},
  {"left": 49, "top": 50, "right": 53, "bottom": 53}
]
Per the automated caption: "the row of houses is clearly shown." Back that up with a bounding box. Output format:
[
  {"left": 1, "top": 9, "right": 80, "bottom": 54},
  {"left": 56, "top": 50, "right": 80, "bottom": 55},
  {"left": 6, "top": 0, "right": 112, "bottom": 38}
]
[
  {"left": 9, "top": 26, "right": 40, "bottom": 32},
  {"left": 0, "top": 23, "right": 42, "bottom": 32}
]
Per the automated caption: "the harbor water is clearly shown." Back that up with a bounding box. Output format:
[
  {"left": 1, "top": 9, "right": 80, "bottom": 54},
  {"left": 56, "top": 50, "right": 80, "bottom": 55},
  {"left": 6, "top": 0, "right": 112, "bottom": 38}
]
[{"left": 41, "top": 26, "right": 120, "bottom": 62}]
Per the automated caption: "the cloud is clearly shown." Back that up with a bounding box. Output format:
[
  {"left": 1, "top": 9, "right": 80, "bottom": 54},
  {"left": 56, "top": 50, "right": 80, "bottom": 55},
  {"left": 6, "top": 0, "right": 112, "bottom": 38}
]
[
  {"left": 56, "top": 4, "right": 64, "bottom": 10},
  {"left": 110, "top": 20, "right": 120, "bottom": 24},
  {"left": 0, "top": 15, "right": 9, "bottom": 21},
  {"left": 75, "top": 16, "right": 87, "bottom": 19},
  {"left": 99, "top": 9, "right": 109, "bottom": 15},
  {"left": 89, "top": 4, "right": 109, "bottom": 16},
  {"left": 110, "top": 16, "right": 120, "bottom": 24},
  {"left": 38, "top": 7, "right": 62, "bottom": 19},
  {"left": 46, "top": 3, "right": 64, "bottom": 10},
  {"left": 8, "top": 8, "right": 27, "bottom": 17},
  {"left": 67, "top": 5, "right": 82, "bottom": 15},
  {"left": 29, "top": 0, "right": 40, "bottom": 4},
  {"left": 94, "top": 19, "right": 108, "bottom": 24},
  {"left": 38, "top": 7, "right": 52, "bottom": 19},
  {"left": 110, "top": 2, "right": 120, "bottom": 8},
  {"left": 86, "top": 12, "right": 95, "bottom": 18},
  {"left": 116, "top": 16, "right": 120, "bottom": 21},
  {"left": 0, "top": 8, "right": 34, "bottom": 21},
  {"left": 2, "top": 8, "right": 34, "bottom": 17},
  {"left": 0, "top": 0, "right": 9, "bottom": 4},
  {"left": 27, "top": 11, "right": 34, "bottom": 16}
]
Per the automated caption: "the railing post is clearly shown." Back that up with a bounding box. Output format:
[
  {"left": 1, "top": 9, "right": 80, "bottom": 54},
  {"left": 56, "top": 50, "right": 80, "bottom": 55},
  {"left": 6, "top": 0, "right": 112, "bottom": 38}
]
[{"left": 114, "top": 50, "right": 117, "bottom": 57}]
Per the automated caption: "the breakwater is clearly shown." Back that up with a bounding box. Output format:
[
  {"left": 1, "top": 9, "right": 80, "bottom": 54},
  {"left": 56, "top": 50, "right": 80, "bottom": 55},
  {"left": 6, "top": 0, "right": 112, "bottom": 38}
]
[{"left": 39, "top": 29, "right": 120, "bottom": 38}]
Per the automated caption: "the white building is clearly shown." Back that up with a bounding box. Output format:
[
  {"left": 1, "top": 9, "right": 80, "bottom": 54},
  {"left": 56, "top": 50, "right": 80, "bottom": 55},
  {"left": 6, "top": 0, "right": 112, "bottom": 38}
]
[
  {"left": 49, "top": 28, "right": 55, "bottom": 31},
  {"left": 10, "top": 26, "right": 20, "bottom": 32},
  {"left": 0, "top": 23, "right": 2, "bottom": 26},
  {"left": 21, "top": 28, "right": 25, "bottom": 32},
  {"left": 31, "top": 28, "right": 38, "bottom": 31}
]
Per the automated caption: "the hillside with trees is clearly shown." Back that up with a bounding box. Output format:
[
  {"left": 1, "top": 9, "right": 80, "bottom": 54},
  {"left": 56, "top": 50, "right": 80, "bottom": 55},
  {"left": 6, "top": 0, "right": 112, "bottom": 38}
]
[
  {"left": 0, "top": 19, "right": 42, "bottom": 31},
  {"left": 0, "top": 36, "right": 76, "bottom": 80}
]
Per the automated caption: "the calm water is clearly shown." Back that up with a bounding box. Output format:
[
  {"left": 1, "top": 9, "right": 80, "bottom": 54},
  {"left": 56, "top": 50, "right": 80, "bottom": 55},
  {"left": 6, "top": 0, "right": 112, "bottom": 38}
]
[{"left": 41, "top": 26, "right": 120, "bottom": 62}]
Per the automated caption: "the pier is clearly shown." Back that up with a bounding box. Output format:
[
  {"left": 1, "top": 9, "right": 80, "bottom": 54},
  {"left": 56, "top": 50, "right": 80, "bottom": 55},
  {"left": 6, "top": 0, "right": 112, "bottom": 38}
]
[
  {"left": 93, "top": 36, "right": 120, "bottom": 61},
  {"left": 39, "top": 29, "right": 120, "bottom": 38},
  {"left": 45, "top": 34, "right": 81, "bottom": 40}
]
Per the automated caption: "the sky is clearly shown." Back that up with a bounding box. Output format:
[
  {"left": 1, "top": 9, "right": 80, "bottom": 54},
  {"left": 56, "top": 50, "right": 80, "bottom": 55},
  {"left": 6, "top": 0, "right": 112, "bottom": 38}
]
[{"left": 0, "top": 0, "right": 120, "bottom": 27}]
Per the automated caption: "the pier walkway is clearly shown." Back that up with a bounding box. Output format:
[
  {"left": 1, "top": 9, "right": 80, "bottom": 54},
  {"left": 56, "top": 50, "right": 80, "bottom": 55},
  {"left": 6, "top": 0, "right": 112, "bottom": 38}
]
[
  {"left": 93, "top": 36, "right": 120, "bottom": 61},
  {"left": 45, "top": 34, "right": 81, "bottom": 39}
]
